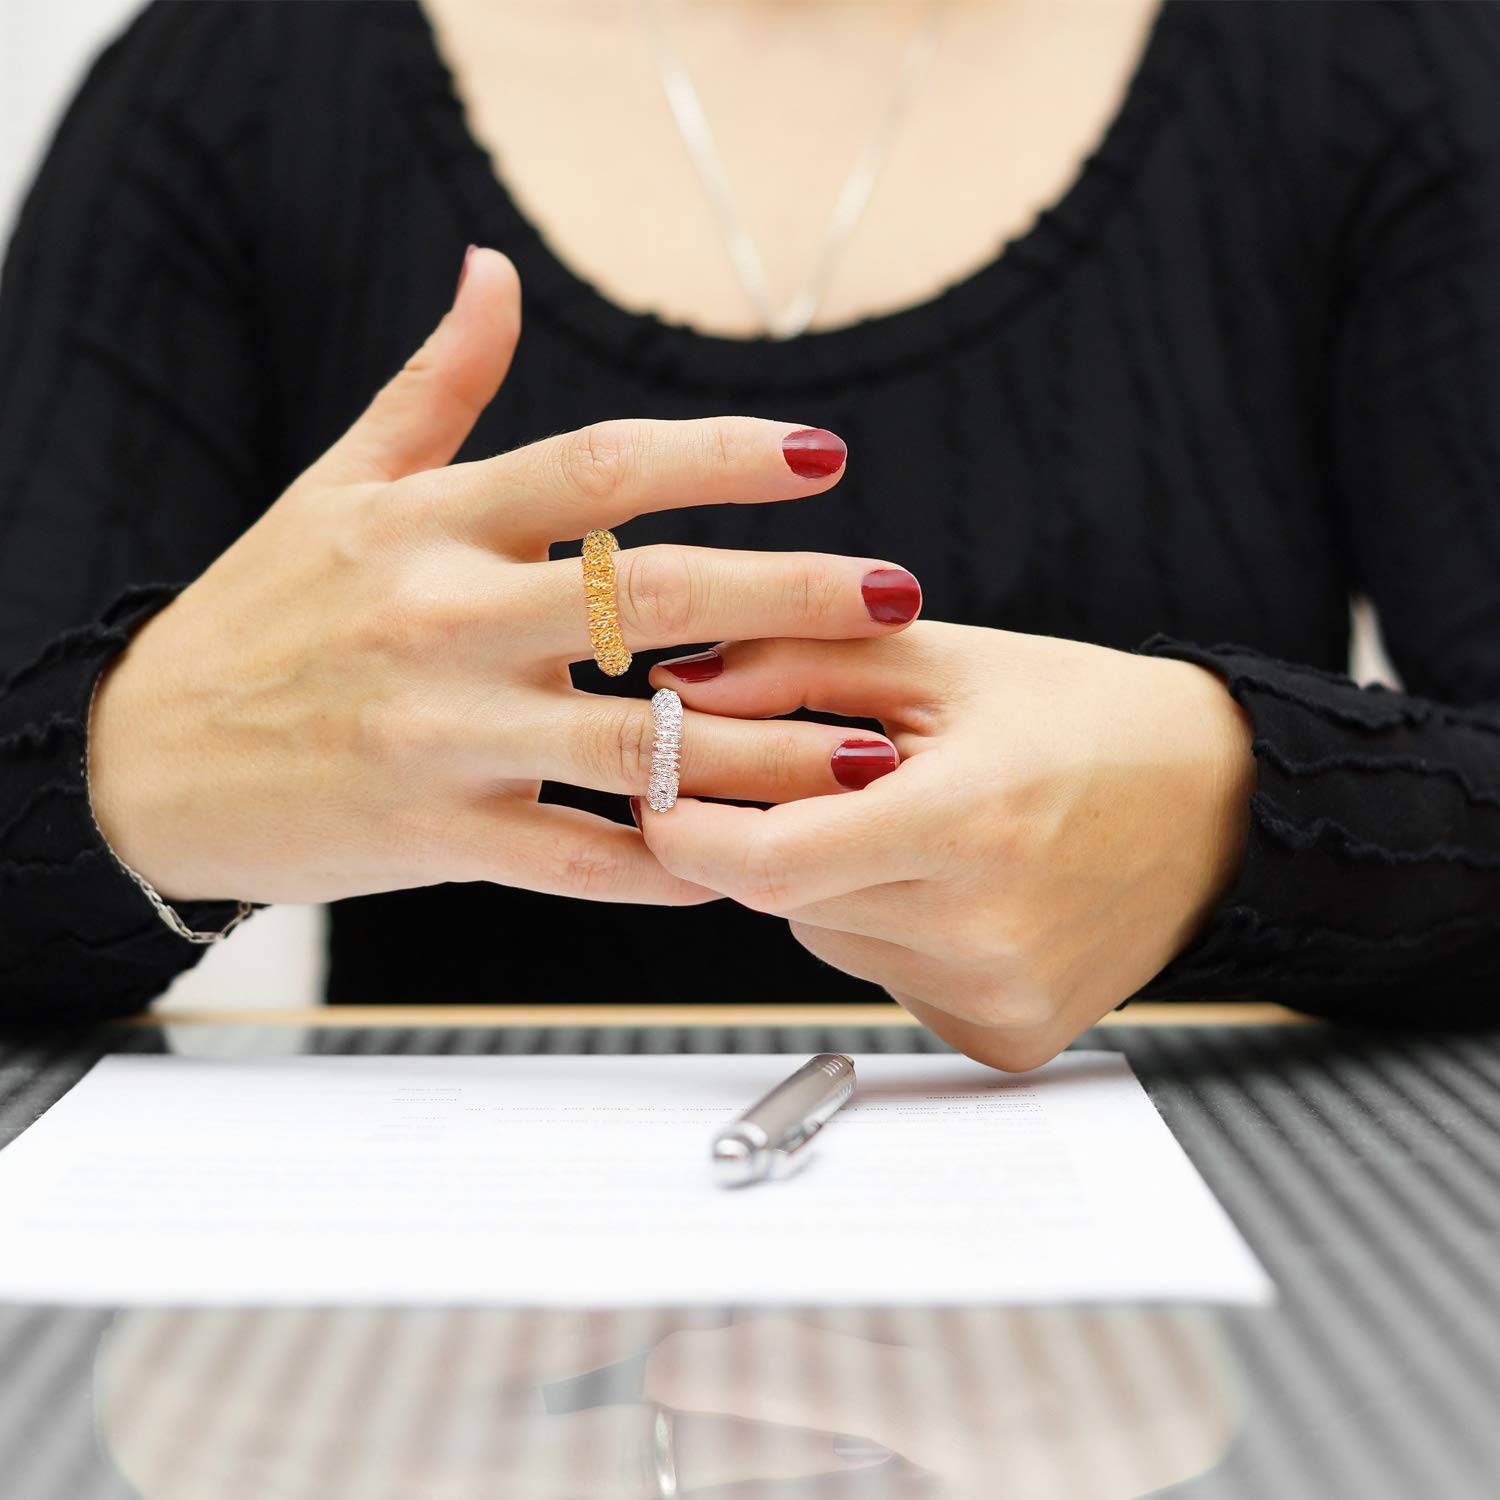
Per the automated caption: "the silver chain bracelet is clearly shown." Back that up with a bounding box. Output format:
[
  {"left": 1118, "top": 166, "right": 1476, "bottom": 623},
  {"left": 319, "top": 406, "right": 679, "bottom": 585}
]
[{"left": 83, "top": 673, "right": 254, "bottom": 945}]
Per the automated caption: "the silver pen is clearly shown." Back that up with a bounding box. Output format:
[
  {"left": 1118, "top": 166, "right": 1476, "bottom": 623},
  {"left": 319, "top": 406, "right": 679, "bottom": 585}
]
[{"left": 712, "top": 1054, "right": 857, "bottom": 1188}]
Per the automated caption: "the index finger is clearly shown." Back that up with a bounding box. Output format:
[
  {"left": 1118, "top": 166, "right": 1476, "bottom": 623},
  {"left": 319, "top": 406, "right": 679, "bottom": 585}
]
[
  {"left": 435, "top": 417, "right": 847, "bottom": 549},
  {"left": 638, "top": 778, "right": 931, "bottom": 913}
]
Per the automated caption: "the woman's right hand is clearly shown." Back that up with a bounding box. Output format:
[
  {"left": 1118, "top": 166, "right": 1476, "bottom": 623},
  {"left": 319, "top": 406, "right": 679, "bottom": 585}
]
[{"left": 86, "top": 248, "right": 921, "bottom": 908}]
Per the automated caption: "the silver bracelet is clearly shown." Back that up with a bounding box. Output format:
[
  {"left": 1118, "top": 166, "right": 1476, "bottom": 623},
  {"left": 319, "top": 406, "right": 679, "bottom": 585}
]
[{"left": 83, "top": 673, "right": 254, "bottom": 945}]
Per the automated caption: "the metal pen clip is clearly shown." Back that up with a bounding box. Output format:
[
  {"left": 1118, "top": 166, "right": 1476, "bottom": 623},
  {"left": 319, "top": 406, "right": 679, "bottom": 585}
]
[{"left": 712, "top": 1054, "right": 856, "bottom": 1188}]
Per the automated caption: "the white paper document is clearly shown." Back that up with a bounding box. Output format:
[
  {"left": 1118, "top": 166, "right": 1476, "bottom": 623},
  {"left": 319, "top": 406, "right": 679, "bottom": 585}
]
[{"left": 0, "top": 1051, "right": 1271, "bottom": 1306}]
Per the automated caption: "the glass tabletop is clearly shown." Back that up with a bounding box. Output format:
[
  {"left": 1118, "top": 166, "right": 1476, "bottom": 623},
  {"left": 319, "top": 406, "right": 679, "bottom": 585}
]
[{"left": 1, "top": 1015, "right": 1497, "bottom": 1500}]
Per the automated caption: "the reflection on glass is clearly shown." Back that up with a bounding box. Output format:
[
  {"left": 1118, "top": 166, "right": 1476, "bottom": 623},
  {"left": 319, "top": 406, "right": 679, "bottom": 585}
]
[{"left": 98, "top": 1305, "right": 1237, "bottom": 1498}]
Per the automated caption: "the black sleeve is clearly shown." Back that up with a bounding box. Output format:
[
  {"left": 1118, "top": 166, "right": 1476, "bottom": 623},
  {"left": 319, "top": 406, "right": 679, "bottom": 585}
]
[
  {"left": 1135, "top": 3, "right": 1500, "bottom": 1022},
  {"left": 0, "top": 2, "right": 271, "bottom": 1022}
]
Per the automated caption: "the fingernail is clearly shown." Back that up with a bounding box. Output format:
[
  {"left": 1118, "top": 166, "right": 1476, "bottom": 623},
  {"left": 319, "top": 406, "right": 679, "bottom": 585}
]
[
  {"left": 831, "top": 1436, "right": 896, "bottom": 1468},
  {"left": 628, "top": 795, "right": 642, "bottom": 829},
  {"left": 831, "top": 739, "right": 899, "bottom": 790},
  {"left": 861, "top": 566, "right": 922, "bottom": 625},
  {"left": 455, "top": 243, "right": 476, "bottom": 301},
  {"left": 657, "top": 648, "right": 723, "bottom": 683},
  {"left": 782, "top": 427, "right": 847, "bottom": 479}
]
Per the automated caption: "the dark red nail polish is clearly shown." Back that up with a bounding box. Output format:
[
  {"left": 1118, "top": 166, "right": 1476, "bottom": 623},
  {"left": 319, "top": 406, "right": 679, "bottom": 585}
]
[
  {"left": 455, "top": 243, "right": 476, "bottom": 300},
  {"left": 782, "top": 428, "right": 847, "bottom": 479},
  {"left": 831, "top": 739, "right": 899, "bottom": 790},
  {"left": 658, "top": 649, "right": 723, "bottom": 683},
  {"left": 861, "top": 567, "right": 922, "bottom": 625},
  {"left": 628, "top": 795, "right": 642, "bottom": 829}
]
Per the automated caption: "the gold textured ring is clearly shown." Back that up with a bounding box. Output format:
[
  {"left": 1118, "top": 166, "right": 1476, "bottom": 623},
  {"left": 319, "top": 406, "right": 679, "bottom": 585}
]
[{"left": 581, "top": 528, "right": 632, "bottom": 677}]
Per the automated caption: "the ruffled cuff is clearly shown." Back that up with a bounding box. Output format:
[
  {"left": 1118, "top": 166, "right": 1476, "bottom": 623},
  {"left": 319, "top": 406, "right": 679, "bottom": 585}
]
[
  {"left": 1128, "top": 636, "right": 1500, "bottom": 1020},
  {"left": 0, "top": 584, "right": 251, "bottom": 1023}
]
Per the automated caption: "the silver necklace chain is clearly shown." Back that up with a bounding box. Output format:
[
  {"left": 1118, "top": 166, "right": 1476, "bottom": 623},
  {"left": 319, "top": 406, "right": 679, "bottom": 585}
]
[{"left": 640, "top": 0, "right": 948, "bottom": 340}]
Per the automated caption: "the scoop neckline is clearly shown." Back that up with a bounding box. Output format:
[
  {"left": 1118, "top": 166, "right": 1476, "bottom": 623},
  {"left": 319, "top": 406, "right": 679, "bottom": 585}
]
[{"left": 387, "top": 0, "right": 1188, "bottom": 395}]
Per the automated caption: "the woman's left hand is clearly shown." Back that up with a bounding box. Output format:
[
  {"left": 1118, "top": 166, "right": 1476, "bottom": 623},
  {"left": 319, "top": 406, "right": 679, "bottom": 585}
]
[{"left": 642, "top": 622, "right": 1255, "bottom": 1071}]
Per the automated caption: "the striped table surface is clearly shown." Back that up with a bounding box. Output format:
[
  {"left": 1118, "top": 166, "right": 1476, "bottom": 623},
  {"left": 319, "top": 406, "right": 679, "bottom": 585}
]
[{"left": 0, "top": 1011, "right": 1497, "bottom": 1500}]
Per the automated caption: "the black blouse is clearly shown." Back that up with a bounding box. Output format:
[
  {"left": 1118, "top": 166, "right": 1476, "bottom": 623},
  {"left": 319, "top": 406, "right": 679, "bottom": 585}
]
[{"left": 2, "top": 0, "right": 1498, "bottom": 1022}]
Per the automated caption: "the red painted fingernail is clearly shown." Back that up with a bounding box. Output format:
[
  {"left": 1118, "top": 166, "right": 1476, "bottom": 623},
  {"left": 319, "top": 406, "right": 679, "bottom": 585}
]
[
  {"left": 455, "top": 243, "right": 476, "bottom": 301},
  {"left": 782, "top": 428, "right": 847, "bottom": 478},
  {"left": 861, "top": 567, "right": 922, "bottom": 624},
  {"left": 628, "top": 795, "right": 643, "bottom": 829},
  {"left": 831, "top": 739, "right": 899, "bottom": 789},
  {"left": 658, "top": 648, "right": 724, "bottom": 683}
]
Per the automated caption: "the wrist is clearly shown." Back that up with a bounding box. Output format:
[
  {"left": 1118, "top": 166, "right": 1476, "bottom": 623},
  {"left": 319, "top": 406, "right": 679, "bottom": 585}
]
[{"left": 86, "top": 616, "right": 190, "bottom": 901}]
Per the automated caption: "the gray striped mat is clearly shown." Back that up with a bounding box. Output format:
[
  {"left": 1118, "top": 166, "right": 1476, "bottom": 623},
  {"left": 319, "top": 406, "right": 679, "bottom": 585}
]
[{"left": 0, "top": 1019, "right": 1497, "bottom": 1500}]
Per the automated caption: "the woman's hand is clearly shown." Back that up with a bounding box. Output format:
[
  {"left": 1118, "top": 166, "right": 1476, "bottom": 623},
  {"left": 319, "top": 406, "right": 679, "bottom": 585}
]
[
  {"left": 644, "top": 1311, "right": 1237, "bottom": 1499},
  {"left": 87, "top": 248, "right": 919, "bottom": 907},
  {"left": 101, "top": 1311, "right": 885, "bottom": 1500},
  {"left": 641, "top": 622, "right": 1255, "bottom": 1070},
  {"left": 100, "top": 1306, "right": 1236, "bottom": 1500}
]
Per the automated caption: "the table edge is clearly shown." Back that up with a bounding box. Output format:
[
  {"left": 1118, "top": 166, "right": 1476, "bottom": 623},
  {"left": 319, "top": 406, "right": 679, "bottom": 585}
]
[{"left": 134, "top": 1001, "right": 1315, "bottom": 1029}]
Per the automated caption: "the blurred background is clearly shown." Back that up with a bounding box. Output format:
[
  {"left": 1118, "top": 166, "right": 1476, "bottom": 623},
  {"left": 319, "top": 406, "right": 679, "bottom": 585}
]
[{"left": 2, "top": 0, "right": 1394, "bottom": 1017}]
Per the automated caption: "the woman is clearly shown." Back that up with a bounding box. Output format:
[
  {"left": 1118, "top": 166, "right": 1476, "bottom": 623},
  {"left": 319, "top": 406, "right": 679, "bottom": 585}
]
[{"left": 1, "top": 0, "right": 1496, "bottom": 1068}]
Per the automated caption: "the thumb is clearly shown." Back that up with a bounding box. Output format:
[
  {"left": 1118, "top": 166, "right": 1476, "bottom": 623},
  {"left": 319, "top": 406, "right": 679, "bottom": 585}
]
[{"left": 317, "top": 245, "right": 522, "bottom": 485}]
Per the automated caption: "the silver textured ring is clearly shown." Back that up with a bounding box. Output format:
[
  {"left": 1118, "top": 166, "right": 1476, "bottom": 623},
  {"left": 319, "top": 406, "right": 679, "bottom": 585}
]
[
  {"left": 647, "top": 687, "right": 683, "bottom": 812},
  {"left": 651, "top": 1404, "right": 679, "bottom": 1498}
]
